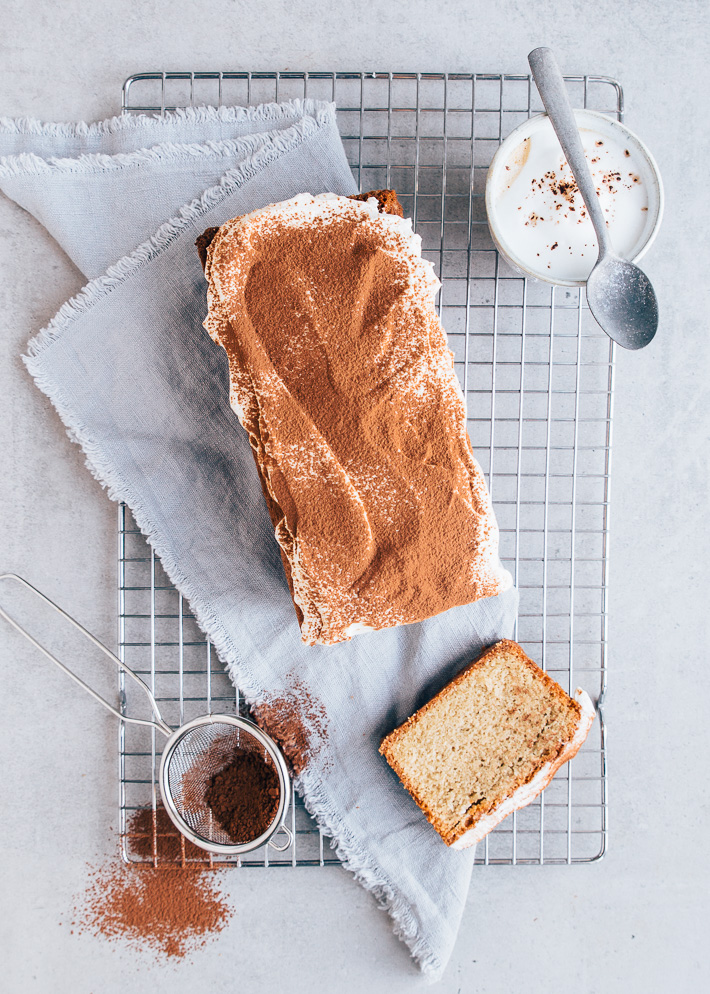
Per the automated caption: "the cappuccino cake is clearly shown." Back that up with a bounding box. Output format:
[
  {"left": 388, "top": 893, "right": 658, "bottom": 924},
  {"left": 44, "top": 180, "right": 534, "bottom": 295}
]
[
  {"left": 199, "top": 190, "right": 512, "bottom": 645},
  {"left": 380, "top": 640, "right": 595, "bottom": 847}
]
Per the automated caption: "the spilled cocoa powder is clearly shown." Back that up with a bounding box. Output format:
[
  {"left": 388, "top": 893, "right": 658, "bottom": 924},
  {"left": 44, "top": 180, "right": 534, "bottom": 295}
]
[
  {"left": 72, "top": 861, "right": 230, "bottom": 958},
  {"left": 251, "top": 683, "right": 328, "bottom": 775},
  {"left": 71, "top": 807, "right": 229, "bottom": 957},
  {"left": 71, "top": 734, "right": 287, "bottom": 957},
  {"left": 125, "top": 805, "right": 209, "bottom": 864}
]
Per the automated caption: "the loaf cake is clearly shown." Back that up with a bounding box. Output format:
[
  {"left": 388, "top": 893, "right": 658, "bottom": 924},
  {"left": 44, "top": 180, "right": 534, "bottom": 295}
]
[
  {"left": 380, "top": 639, "right": 595, "bottom": 847},
  {"left": 199, "top": 190, "right": 512, "bottom": 645}
]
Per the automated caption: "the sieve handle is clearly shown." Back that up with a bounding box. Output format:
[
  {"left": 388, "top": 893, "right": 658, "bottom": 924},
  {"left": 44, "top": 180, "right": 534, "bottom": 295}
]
[
  {"left": 0, "top": 573, "right": 172, "bottom": 736},
  {"left": 268, "top": 824, "right": 293, "bottom": 852}
]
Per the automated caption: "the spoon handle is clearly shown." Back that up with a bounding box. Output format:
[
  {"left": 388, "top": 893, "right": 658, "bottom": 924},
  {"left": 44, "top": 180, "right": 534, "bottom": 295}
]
[{"left": 528, "top": 47, "right": 611, "bottom": 256}]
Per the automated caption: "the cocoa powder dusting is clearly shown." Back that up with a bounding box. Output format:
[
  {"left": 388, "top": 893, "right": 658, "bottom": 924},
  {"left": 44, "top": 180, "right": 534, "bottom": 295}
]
[
  {"left": 203, "top": 194, "right": 510, "bottom": 645},
  {"left": 526, "top": 161, "right": 642, "bottom": 228}
]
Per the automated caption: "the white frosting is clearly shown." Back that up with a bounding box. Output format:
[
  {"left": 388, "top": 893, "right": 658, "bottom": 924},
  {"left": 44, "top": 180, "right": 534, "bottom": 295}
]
[
  {"left": 342, "top": 621, "right": 376, "bottom": 637},
  {"left": 450, "top": 688, "right": 596, "bottom": 849}
]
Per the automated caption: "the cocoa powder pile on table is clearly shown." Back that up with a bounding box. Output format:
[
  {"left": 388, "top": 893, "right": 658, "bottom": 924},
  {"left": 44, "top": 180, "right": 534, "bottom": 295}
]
[
  {"left": 74, "top": 862, "right": 230, "bottom": 958},
  {"left": 72, "top": 806, "right": 233, "bottom": 957},
  {"left": 74, "top": 806, "right": 226, "bottom": 957},
  {"left": 71, "top": 807, "right": 230, "bottom": 956}
]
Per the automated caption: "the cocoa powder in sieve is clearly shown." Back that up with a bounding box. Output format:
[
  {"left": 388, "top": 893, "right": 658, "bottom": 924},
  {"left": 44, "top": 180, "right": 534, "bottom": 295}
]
[
  {"left": 204, "top": 748, "right": 280, "bottom": 843},
  {"left": 177, "top": 730, "right": 244, "bottom": 818}
]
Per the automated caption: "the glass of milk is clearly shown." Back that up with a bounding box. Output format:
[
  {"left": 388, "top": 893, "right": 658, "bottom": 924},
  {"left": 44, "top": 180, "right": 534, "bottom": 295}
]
[{"left": 485, "top": 109, "right": 663, "bottom": 286}]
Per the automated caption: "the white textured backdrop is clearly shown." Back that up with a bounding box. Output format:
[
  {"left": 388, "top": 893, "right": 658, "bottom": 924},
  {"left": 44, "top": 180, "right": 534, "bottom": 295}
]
[{"left": 0, "top": 2, "right": 707, "bottom": 992}]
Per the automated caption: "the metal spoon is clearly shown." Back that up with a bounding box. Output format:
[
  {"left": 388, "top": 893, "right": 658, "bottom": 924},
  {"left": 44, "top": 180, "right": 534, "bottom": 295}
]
[{"left": 528, "top": 47, "right": 658, "bottom": 350}]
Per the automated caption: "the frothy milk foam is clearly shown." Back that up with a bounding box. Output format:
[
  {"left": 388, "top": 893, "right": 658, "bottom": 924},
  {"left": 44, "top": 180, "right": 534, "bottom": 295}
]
[{"left": 492, "top": 118, "right": 649, "bottom": 283}]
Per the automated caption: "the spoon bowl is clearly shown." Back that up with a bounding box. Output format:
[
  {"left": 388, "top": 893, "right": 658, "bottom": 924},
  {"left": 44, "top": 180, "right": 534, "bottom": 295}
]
[
  {"left": 586, "top": 253, "right": 658, "bottom": 350},
  {"left": 528, "top": 47, "right": 660, "bottom": 350}
]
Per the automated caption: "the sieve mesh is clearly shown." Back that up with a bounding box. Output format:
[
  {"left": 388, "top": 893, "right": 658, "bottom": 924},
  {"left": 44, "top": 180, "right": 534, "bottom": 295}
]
[{"left": 165, "top": 721, "right": 279, "bottom": 846}]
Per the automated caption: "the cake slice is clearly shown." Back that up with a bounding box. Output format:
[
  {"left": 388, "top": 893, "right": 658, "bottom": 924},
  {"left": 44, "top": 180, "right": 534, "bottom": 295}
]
[
  {"left": 380, "top": 640, "right": 595, "bottom": 847},
  {"left": 199, "top": 190, "right": 512, "bottom": 645}
]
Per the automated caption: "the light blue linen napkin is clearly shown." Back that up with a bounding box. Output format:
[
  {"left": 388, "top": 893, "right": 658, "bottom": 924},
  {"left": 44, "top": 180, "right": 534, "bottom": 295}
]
[{"left": 0, "top": 100, "right": 517, "bottom": 978}]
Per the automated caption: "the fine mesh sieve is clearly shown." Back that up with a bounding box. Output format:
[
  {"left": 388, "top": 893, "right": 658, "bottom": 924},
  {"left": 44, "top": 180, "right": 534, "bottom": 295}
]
[
  {"left": 0, "top": 573, "right": 293, "bottom": 855},
  {"left": 160, "top": 714, "right": 291, "bottom": 854}
]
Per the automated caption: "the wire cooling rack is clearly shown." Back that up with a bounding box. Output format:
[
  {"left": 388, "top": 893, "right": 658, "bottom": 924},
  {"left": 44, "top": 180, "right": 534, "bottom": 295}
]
[{"left": 118, "top": 71, "right": 614, "bottom": 867}]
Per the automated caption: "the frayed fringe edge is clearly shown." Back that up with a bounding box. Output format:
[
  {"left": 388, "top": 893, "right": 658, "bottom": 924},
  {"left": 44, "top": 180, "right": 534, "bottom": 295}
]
[
  {"left": 23, "top": 112, "right": 329, "bottom": 359},
  {"left": 0, "top": 103, "right": 335, "bottom": 178},
  {"left": 23, "top": 346, "right": 267, "bottom": 724},
  {"left": 0, "top": 98, "right": 329, "bottom": 141},
  {"left": 295, "top": 765, "right": 446, "bottom": 979}
]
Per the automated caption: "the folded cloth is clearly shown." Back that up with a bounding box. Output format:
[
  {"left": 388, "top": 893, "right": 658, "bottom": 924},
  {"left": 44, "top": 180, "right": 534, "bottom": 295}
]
[
  {"left": 0, "top": 100, "right": 518, "bottom": 978},
  {"left": 0, "top": 100, "right": 345, "bottom": 277}
]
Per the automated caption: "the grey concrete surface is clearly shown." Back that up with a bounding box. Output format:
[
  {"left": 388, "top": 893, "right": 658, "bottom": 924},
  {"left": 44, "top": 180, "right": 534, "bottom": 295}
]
[{"left": 0, "top": 1, "right": 708, "bottom": 991}]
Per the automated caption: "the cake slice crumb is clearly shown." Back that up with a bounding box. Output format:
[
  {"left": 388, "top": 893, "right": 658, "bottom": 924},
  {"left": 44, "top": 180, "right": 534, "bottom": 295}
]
[{"left": 379, "top": 639, "right": 595, "bottom": 848}]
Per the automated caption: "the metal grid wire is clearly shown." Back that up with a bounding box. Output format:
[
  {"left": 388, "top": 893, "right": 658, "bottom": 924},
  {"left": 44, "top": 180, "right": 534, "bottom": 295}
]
[{"left": 118, "top": 71, "right": 614, "bottom": 867}]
